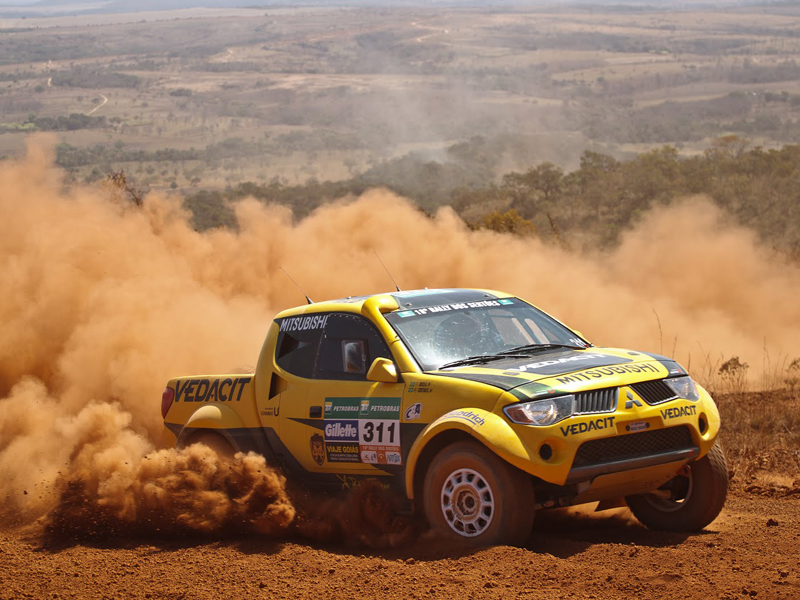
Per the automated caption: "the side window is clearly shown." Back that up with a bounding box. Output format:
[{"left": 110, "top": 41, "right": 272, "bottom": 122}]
[
  {"left": 274, "top": 314, "right": 329, "bottom": 378},
  {"left": 315, "top": 313, "right": 392, "bottom": 380}
]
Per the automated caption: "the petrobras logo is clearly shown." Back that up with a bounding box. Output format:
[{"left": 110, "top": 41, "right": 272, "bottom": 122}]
[{"left": 324, "top": 420, "right": 359, "bottom": 441}]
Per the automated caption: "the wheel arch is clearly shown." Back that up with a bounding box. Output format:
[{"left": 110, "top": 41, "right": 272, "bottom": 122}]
[
  {"left": 176, "top": 404, "right": 245, "bottom": 452},
  {"left": 405, "top": 408, "right": 536, "bottom": 501}
]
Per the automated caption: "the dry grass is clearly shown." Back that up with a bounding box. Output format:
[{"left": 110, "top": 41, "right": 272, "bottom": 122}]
[
  {"left": 716, "top": 388, "right": 800, "bottom": 484},
  {"left": 701, "top": 349, "right": 800, "bottom": 484}
]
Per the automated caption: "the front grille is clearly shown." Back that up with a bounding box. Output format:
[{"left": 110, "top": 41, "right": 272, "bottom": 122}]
[
  {"left": 630, "top": 379, "right": 678, "bottom": 405},
  {"left": 573, "top": 388, "right": 617, "bottom": 414},
  {"left": 572, "top": 426, "right": 694, "bottom": 468}
]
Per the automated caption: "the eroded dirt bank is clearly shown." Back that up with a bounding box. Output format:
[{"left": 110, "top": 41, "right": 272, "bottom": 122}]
[{"left": 1, "top": 489, "right": 797, "bottom": 600}]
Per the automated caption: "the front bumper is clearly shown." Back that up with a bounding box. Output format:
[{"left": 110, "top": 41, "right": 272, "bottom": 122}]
[
  {"left": 496, "top": 383, "right": 720, "bottom": 488},
  {"left": 565, "top": 425, "right": 700, "bottom": 484}
]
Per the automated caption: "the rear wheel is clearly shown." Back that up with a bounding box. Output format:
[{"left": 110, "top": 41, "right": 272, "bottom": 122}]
[
  {"left": 626, "top": 442, "right": 728, "bottom": 532},
  {"left": 423, "top": 440, "right": 534, "bottom": 546}
]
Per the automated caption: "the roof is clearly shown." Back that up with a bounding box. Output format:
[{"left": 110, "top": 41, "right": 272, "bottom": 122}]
[
  {"left": 274, "top": 288, "right": 511, "bottom": 319},
  {"left": 390, "top": 289, "right": 502, "bottom": 310}
]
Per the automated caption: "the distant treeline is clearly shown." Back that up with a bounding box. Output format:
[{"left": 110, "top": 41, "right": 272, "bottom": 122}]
[
  {"left": 181, "top": 137, "right": 800, "bottom": 260},
  {"left": 13, "top": 113, "right": 107, "bottom": 134},
  {"left": 578, "top": 90, "right": 800, "bottom": 144},
  {"left": 451, "top": 138, "right": 800, "bottom": 256},
  {"left": 54, "top": 130, "right": 362, "bottom": 170},
  {"left": 51, "top": 68, "right": 140, "bottom": 89}
]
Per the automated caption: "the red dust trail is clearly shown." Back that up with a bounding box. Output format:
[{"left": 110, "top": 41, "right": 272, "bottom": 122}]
[{"left": 1, "top": 137, "right": 798, "bottom": 539}]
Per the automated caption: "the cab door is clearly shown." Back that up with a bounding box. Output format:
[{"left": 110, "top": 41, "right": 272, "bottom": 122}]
[
  {"left": 259, "top": 315, "right": 323, "bottom": 472},
  {"left": 279, "top": 312, "right": 406, "bottom": 477}
]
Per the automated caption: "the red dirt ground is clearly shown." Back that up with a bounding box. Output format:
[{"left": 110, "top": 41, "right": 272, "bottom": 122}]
[{"left": 2, "top": 486, "right": 797, "bottom": 600}]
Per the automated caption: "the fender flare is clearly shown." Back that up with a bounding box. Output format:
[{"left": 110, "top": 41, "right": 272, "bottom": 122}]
[
  {"left": 696, "top": 384, "right": 722, "bottom": 458},
  {"left": 404, "top": 408, "right": 537, "bottom": 499},
  {"left": 177, "top": 404, "right": 246, "bottom": 450}
]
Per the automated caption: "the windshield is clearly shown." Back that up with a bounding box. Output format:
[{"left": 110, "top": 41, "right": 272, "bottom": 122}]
[{"left": 384, "top": 297, "right": 588, "bottom": 371}]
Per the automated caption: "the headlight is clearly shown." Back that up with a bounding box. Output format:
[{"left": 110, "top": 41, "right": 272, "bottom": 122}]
[
  {"left": 665, "top": 376, "right": 700, "bottom": 401},
  {"left": 504, "top": 395, "right": 574, "bottom": 426}
]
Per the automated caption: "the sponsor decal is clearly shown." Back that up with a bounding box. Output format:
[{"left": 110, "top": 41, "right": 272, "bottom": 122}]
[
  {"left": 174, "top": 376, "right": 252, "bottom": 403},
  {"left": 404, "top": 402, "right": 423, "bottom": 421},
  {"left": 498, "top": 299, "right": 514, "bottom": 305},
  {"left": 385, "top": 451, "right": 402, "bottom": 464},
  {"left": 326, "top": 442, "right": 361, "bottom": 463},
  {"left": 324, "top": 401, "right": 360, "bottom": 418},
  {"left": 323, "top": 397, "right": 402, "bottom": 466},
  {"left": 446, "top": 409, "right": 485, "bottom": 427},
  {"left": 395, "top": 300, "right": 504, "bottom": 318},
  {"left": 559, "top": 416, "right": 616, "bottom": 437},
  {"left": 510, "top": 353, "right": 607, "bottom": 374},
  {"left": 279, "top": 314, "right": 330, "bottom": 332},
  {"left": 361, "top": 450, "right": 378, "bottom": 463},
  {"left": 661, "top": 404, "right": 697, "bottom": 420},
  {"left": 310, "top": 433, "right": 325, "bottom": 466},
  {"left": 408, "top": 381, "right": 433, "bottom": 394},
  {"left": 366, "top": 402, "right": 401, "bottom": 414},
  {"left": 260, "top": 406, "right": 280, "bottom": 417},
  {"left": 555, "top": 362, "right": 661, "bottom": 385},
  {"left": 324, "top": 420, "right": 359, "bottom": 441}
]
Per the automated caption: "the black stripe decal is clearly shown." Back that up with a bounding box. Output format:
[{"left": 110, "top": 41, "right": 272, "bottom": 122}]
[{"left": 432, "top": 372, "right": 528, "bottom": 390}]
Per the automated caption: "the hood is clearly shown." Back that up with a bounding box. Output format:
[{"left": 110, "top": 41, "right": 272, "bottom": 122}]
[{"left": 431, "top": 348, "right": 686, "bottom": 399}]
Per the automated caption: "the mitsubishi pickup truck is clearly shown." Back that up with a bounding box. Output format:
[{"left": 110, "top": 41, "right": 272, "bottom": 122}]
[{"left": 161, "top": 288, "right": 728, "bottom": 545}]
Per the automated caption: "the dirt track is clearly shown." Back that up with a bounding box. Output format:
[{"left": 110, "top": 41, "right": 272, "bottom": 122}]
[{"left": 2, "top": 488, "right": 797, "bottom": 600}]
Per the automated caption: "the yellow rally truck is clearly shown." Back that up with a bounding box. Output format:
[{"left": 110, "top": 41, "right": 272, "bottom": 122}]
[{"left": 161, "top": 288, "right": 727, "bottom": 545}]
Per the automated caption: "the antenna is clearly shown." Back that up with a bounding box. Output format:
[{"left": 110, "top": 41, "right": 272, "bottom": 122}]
[
  {"left": 373, "top": 251, "right": 401, "bottom": 292},
  {"left": 280, "top": 267, "right": 313, "bottom": 304}
]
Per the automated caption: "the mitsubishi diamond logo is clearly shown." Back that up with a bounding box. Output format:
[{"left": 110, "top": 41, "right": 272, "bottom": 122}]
[{"left": 625, "top": 390, "right": 643, "bottom": 409}]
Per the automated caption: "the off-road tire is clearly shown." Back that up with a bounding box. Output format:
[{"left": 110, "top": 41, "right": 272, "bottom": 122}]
[
  {"left": 626, "top": 442, "right": 728, "bottom": 532},
  {"left": 423, "top": 440, "right": 534, "bottom": 546}
]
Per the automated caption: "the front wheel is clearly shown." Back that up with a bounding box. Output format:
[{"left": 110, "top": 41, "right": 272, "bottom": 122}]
[
  {"left": 423, "top": 440, "right": 534, "bottom": 546},
  {"left": 626, "top": 442, "right": 728, "bottom": 532}
]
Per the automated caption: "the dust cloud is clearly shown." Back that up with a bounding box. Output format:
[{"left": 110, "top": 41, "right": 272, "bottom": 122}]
[
  {"left": 1, "top": 137, "right": 799, "bottom": 538},
  {"left": 46, "top": 444, "right": 295, "bottom": 540}
]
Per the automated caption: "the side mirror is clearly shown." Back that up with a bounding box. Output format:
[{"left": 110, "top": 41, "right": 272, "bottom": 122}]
[{"left": 367, "top": 357, "right": 398, "bottom": 383}]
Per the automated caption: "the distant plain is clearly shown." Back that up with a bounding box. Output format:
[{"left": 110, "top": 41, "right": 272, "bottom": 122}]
[{"left": 3, "top": 3, "right": 800, "bottom": 189}]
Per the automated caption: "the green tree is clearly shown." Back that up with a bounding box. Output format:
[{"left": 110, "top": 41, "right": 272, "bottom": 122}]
[{"left": 501, "top": 162, "right": 564, "bottom": 217}]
